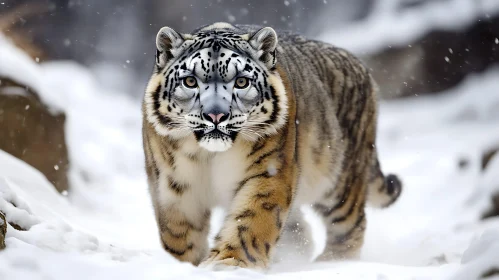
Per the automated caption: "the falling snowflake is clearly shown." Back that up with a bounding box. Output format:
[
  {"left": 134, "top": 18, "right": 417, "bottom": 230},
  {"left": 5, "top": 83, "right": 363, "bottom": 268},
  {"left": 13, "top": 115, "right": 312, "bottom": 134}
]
[{"left": 267, "top": 164, "right": 277, "bottom": 176}]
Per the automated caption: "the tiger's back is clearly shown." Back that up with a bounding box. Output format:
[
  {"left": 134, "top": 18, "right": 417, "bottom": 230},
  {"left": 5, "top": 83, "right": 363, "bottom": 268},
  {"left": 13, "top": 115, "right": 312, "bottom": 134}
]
[{"left": 266, "top": 30, "right": 401, "bottom": 260}]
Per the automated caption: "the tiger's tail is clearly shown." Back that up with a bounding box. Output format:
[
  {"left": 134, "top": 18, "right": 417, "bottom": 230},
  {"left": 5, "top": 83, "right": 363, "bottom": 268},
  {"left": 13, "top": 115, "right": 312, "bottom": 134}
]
[{"left": 367, "top": 153, "right": 402, "bottom": 208}]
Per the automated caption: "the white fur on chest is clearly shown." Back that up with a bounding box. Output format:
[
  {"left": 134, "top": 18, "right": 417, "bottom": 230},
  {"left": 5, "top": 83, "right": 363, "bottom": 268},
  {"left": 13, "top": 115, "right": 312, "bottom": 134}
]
[
  {"left": 210, "top": 142, "right": 249, "bottom": 208},
  {"left": 159, "top": 137, "right": 249, "bottom": 216}
]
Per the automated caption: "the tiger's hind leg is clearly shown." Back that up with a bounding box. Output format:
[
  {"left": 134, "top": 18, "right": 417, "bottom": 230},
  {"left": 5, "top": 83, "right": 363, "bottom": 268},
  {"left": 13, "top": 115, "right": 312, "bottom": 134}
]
[
  {"left": 311, "top": 87, "right": 376, "bottom": 261},
  {"left": 274, "top": 208, "right": 314, "bottom": 262},
  {"left": 312, "top": 164, "right": 369, "bottom": 261},
  {"left": 312, "top": 147, "right": 402, "bottom": 261}
]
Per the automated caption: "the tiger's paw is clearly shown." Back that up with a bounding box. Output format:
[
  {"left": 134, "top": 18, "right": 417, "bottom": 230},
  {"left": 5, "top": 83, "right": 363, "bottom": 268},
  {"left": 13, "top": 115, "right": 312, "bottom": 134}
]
[{"left": 199, "top": 257, "right": 247, "bottom": 271}]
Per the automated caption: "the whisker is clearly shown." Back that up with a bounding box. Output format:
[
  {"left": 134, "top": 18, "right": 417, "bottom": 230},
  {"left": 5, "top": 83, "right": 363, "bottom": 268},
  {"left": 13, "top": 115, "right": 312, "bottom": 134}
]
[{"left": 240, "top": 128, "right": 265, "bottom": 139}]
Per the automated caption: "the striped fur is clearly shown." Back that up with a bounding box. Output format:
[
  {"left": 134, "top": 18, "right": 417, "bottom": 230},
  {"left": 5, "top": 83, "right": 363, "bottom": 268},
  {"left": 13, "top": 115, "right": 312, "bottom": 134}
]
[{"left": 142, "top": 22, "right": 402, "bottom": 269}]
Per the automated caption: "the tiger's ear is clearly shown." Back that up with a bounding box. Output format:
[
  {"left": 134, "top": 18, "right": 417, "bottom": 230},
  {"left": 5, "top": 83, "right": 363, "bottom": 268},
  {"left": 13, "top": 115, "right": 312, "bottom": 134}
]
[
  {"left": 155, "top": 27, "right": 184, "bottom": 69},
  {"left": 249, "top": 27, "right": 278, "bottom": 68}
]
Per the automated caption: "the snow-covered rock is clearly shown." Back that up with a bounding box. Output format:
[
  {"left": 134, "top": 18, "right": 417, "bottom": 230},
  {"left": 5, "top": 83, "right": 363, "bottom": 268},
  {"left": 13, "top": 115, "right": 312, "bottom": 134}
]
[
  {"left": 0, "top": 34, "right": 70, "bottom": 192},
  {"left": 0, "top": 77, "right": 70, "bottom": 192}
]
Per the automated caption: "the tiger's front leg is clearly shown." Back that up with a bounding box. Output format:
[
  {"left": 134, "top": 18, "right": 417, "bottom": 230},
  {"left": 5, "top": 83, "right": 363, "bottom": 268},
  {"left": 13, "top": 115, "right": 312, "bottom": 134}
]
[
  {"left": 201, "top": 176, "right": 295, "bottom": 269},
  {"left": 156, "top": 200, "right": 211, "bottom": 266},
  {"left": 200, "top": 140, "right": 298, "bottom": 270}
]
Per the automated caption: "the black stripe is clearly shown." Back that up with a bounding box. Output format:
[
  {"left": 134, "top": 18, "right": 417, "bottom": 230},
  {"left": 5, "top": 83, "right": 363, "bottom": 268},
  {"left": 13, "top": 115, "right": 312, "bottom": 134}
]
[
  {"left": 162, "top": 146, "right": 175, "bottom": 167},
  {"left": 161, "top": 241, "right": 193, "bottom": 256},
  {"left": 152, "top": 84, "right": 173, "bottom": 126},
  {"left": 248, "top": 138, "right": 284, "bottom": 170},
  {"left": 235, "top": 210, "right": 256, "bottom": 220},
  {"left": 249, "top": 140, "right": 266, "bottom": 156},
  {"left": 237, "top": 225, "right": 249, "bottom": 233},
  {"left": 211, "top": 249, "right": 220, "bottom": 254},
  {"left": 169, "top": 179, "right": 188, "bottom": 195},
  {"left": 235, "top": 172, "right": 271, "bottom": 194},
  {"left": 330, "top": 189, "right": 360, "bottom": 224},
  {"left": 237, "top": 224, "right": 256, "bottom": 263},
  {"left": 262, "top": 202, "right": 277, "bottom": 211},
  {"left": 240, "top": 238, "right": 257, "bottom": 263},
  {"left": 334, "top": 210, "right": 365, "bottom": 244},
  {"left": 252, "top": 237, "right": 259, "bottom": 251},
  {"left": 264, "top": 243, "right": 270, "bottom": 256},
  {"left": 316, "top": 183, "right": 351, "bottom": 217},
  {"left": 162, "top": 224, "right": 187, "bottom": 239},
  {"left": 178, "top": 220, "right": 205, "bottom": 232},
  {"left": 264, "top": 85, "right": 279, "bottom": 126},
  {"left": 255, "top": 191, "right": 273, "bottom": 199},
  {"left": 275, "top": 207, "right": 282, "bottom": 229},
  {"left": 331, "top": 177, "right": 353, "bottom": 211}
]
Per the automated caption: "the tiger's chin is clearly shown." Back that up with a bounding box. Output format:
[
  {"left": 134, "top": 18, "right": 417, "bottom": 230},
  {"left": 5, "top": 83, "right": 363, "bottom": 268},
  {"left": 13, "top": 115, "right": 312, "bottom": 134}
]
[
  {"left": 197, "top": 131, "right": 234, "bottom": 152},
  {"left": 199, "top": 138, "right": 233, "bottom": 152}
]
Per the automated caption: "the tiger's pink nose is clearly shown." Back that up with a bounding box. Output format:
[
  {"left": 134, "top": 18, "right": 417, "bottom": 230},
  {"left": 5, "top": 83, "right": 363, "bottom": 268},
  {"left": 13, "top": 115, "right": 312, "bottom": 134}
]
[{"left": 206, "top": 113, "right": 225, "bottom": 124}]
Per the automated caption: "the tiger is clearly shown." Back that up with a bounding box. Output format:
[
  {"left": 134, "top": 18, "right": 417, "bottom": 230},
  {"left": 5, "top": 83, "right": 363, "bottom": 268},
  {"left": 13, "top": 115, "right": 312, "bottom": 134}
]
[{"left": 142, "top": 22, "right": 402, "bottom": 270}]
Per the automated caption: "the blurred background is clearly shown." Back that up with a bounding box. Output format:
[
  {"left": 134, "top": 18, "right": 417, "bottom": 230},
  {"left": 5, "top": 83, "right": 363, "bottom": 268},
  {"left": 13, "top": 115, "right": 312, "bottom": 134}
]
[
  {"left": 2, "top": 0, "right": 498, "bottom": 98},
  {"left": 1, "top": 1, "right": 499, "bottom": 277}
]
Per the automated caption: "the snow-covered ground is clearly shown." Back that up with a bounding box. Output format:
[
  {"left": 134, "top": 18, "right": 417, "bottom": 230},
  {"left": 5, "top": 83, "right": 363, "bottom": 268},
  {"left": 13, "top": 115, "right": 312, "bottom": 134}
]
[{"left": 1, "top": 29, "right": 499, "bottom": 279}]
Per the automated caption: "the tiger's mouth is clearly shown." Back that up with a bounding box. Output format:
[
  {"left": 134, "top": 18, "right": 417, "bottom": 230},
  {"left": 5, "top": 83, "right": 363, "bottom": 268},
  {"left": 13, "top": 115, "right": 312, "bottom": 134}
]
[
  {"left": 205, "top": 129, "right": 229, "bottom": 137},
  {"left": 196, "top": 128, "right": 236, "bottom": 152},
  {"left": 194, "top": 127, "right": 236, "bottom": 140}
]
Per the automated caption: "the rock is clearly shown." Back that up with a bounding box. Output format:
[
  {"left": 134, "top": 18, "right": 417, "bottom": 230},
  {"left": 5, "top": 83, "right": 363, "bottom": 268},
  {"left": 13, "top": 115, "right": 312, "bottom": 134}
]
[
  {"left": 364, "top": 44, "right": 425, "bottom": 99},
  {"left": 365, "top": 14, "right": 499, "bottom": 99},
  {"left": 0, "top": 77, "right": 70, "bottom": 192},
  {"left": 0, "top": 211, "right": 6, "bottom": 250}
]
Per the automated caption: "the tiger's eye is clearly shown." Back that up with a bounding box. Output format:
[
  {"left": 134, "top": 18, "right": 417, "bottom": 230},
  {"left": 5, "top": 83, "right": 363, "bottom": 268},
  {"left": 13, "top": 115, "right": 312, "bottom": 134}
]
[
  {"left": 234, "top": 77, "right": 249, "bottom": 89},
  {"left": 183, "top": 76, "right": 198, "bottom": 88}
]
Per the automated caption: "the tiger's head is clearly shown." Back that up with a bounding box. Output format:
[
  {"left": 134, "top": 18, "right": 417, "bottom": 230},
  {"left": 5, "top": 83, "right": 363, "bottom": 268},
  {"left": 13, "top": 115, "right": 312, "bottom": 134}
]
[{"left": 144, "top": 23, "right": 288, "bottom": 152}]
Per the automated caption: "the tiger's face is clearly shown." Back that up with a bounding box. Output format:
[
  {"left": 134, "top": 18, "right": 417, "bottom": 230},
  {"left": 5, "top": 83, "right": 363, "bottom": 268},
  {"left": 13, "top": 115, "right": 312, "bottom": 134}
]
[{"left": 144, "top": 23, "right": 288, "bottom": 152}]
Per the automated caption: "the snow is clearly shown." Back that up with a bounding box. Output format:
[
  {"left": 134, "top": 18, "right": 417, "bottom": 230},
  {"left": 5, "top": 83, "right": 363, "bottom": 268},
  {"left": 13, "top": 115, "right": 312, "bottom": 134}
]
[
  {"left": 1, "top": 22, "right": 499, "bottom": 280},
  {"left": 0, "top": 34, "right": 65, "bottom": 113},
  {"left": 452, "top": 230, "right": 499, "bottom": 280}
]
